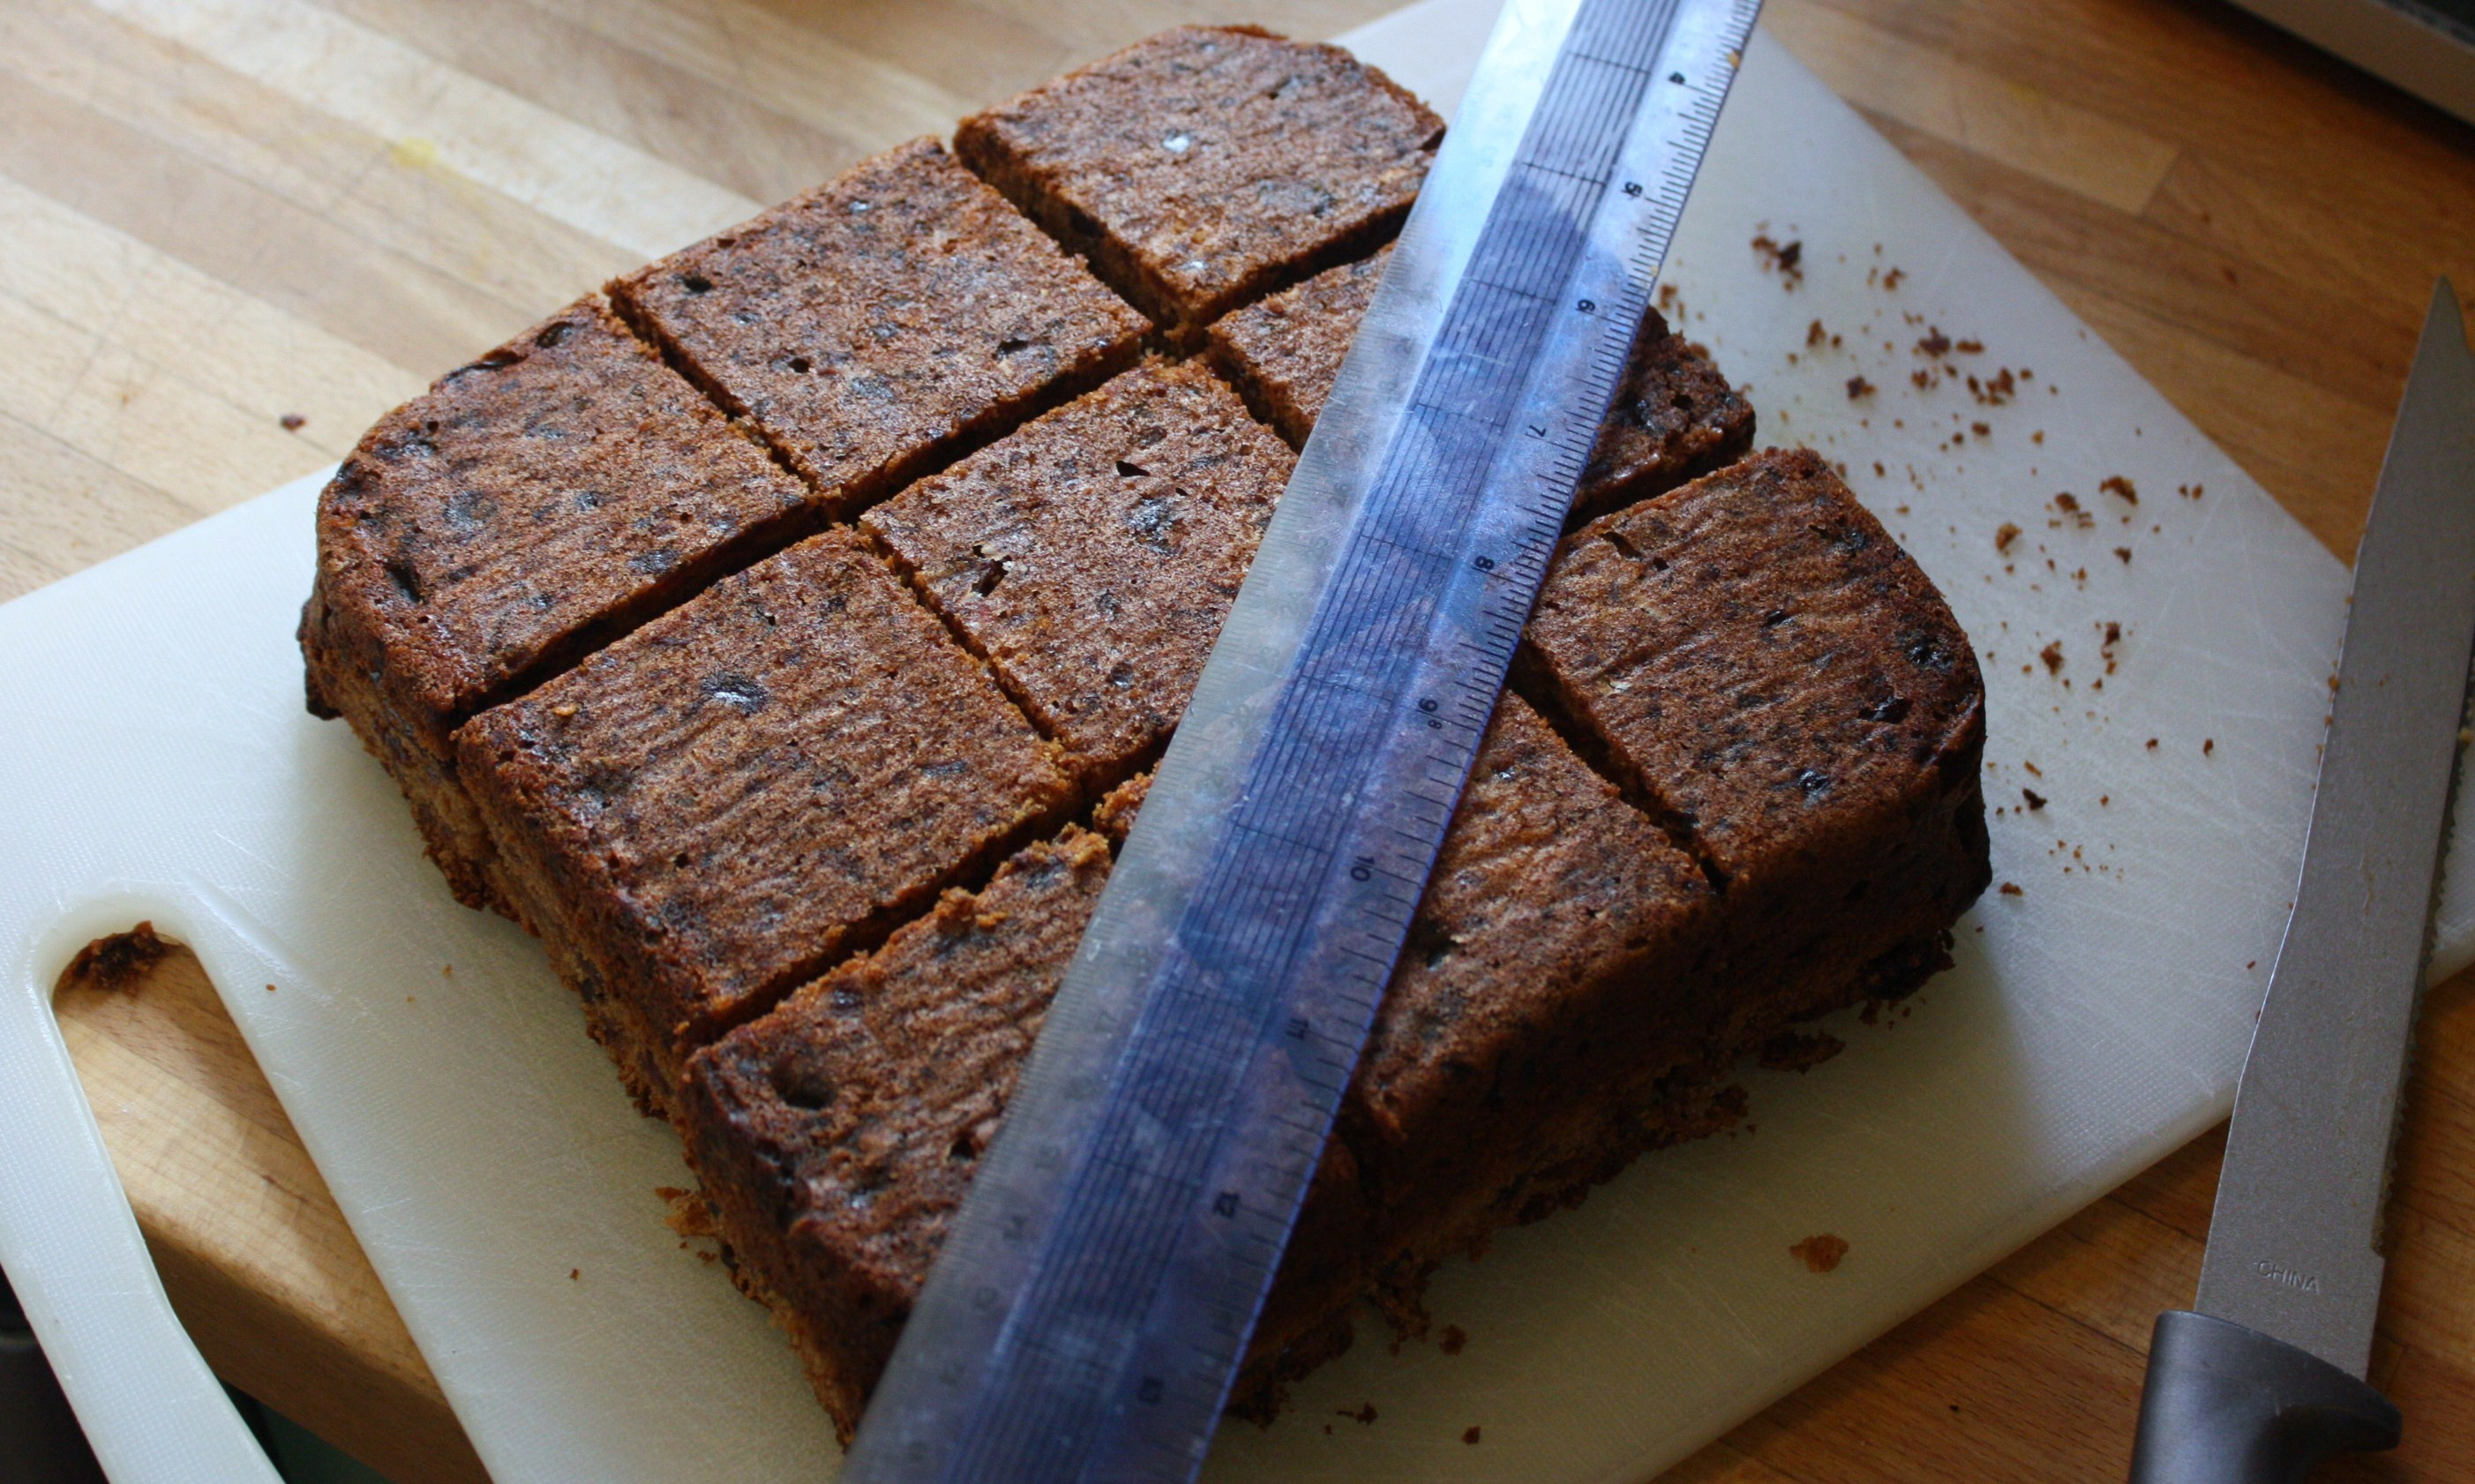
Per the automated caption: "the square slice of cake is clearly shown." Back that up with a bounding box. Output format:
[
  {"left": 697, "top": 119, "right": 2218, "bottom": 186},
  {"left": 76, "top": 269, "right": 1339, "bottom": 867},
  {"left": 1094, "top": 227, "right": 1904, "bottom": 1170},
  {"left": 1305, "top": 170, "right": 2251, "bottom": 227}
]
[
  {"left": 956, "top": 26, "right": 1441, "bottom": 336},
  {"left": 300, "top": 296, "right": 812, "bottom": 906},
  {"left": 681, "top": 827, "right": 1367, "bottom": 1440},
  {"left": 1345, "top": 693, "right": 1724, "bottom": 1280},
  {"left": 455, "top": 527, "right": 1075, "bottom": 1108},
  {"left": 1206, "top": 244, "right": 1754, "bottom": 521},
  {"left": 864, "top": 358, "right": 1293, "bottom": 784},
  {"left": 1520, "top": 448, "right": 1991, "bottom": 1031},
  {"left": 676, "top": 827, "right": 1118, "bottom": 1436},
  {"left": 611, "top": 138, "right": 1147, "bottom": 513}
]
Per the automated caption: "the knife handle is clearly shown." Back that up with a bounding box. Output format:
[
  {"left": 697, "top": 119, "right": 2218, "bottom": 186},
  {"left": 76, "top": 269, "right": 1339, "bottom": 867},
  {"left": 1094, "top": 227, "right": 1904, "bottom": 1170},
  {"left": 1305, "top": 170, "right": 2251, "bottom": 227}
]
[{"left": 2128, "top": 1310, "right": 2400, "bottom": 1483}]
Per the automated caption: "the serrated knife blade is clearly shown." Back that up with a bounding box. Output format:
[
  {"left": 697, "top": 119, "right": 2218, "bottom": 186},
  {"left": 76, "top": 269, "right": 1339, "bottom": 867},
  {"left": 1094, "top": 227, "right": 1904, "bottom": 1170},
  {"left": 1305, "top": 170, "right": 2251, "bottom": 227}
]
[{"left": 2127, "top": 280, "right": 2475, "bottom": 1481}]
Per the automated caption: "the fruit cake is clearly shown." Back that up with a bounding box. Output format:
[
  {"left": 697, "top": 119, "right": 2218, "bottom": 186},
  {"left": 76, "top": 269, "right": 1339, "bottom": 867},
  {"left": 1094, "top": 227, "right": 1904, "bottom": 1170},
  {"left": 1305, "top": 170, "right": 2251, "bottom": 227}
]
[
  {"left": 673, "top": 460, "right": 1985, "bottom": 1439},
  {"left": 298, "top": 24, "right": 1989, "bottom": 1445}
]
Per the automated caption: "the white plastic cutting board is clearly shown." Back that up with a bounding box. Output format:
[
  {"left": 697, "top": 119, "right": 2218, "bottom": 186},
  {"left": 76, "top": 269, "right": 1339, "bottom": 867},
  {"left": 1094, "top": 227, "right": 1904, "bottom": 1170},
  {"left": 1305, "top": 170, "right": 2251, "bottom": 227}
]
[{"left": 3, "top": 2, "right": 2463, "bottom": 1480}]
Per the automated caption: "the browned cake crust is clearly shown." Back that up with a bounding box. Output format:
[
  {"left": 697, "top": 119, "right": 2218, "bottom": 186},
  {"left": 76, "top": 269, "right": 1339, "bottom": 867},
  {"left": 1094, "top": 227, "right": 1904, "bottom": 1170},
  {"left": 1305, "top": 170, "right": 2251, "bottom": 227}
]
[
  {"left": 955, "top": 26, "right": 1441, "bottom": 336},
  {"left": 1206, "top": 244, "right": 1755, "bottom": 520},
  {"left": 1519, "top": 447, "right": 1991, "bottom": 1046},
  {"left": 611, "top": 139, "right": 1147, "bottom": 514},
  {"left": 864, "top": 358, "right": 1294, "bottom": 784},
  {"left": 454, "top": 528, "right": 1076, "bottom": 1109},
  {"left": 299, "top": 296, "right": 810, "bottom": 906}
]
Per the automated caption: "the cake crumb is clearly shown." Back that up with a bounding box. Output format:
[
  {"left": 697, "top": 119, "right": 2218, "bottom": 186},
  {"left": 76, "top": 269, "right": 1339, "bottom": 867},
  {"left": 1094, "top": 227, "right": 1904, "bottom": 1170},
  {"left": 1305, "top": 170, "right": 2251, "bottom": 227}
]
[
  {"left": 2039, "top": 641, "right": 2064, "bottom": 674},
  {"left": 1994, "top": 521, "right": 2021, "bottom": 553},
  {"left": 569, "top": 1268, "right": 580, "bottom": 1281},
  {"left": 1439, "top": 1325, "right": 1468, "bottom": 1355},
  {"left": 1751, "top": 234, "right": 1804, "bottom": 285},
  {"left": 2100, "top": 475, "right": 2138, "bottom": 504},
  {"left": 62, "top": 922, "right": 171, "bottom": 993},
  {"left": 280, "top": 413, "right": 306, "bottom": 431},
  {"left": 1999, "top": 881, "right": 2024, "bottom": 896},
  {"left": 1463, "top": 1426, "right": 1484, "bottom": 1445},
  {"left": 2203, "top": 738, "right": 2216, "bottom": 755},
  {"left": 1342, "top": 1402, "right": 1378, "bottom": 1426},
  {"left": 1790, "top": 1233, "right": 1849, "bottom": 1273},
  {"left": 2021, "top": 788, "right": 2046, "bottom": 811},
  {"left": 2114, "top": 547, "right": 2132, "bottom": 564},
  {"left": 1847, "top": 374, "right": 1875, "bottom": 399}
]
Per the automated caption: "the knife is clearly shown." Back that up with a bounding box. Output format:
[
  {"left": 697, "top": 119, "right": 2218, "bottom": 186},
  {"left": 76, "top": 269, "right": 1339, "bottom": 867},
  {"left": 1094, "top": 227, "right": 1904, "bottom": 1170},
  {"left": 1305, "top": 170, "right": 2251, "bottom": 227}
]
[{"left": 2128, "top": 278, "right": 2475, "bottom": 1482}]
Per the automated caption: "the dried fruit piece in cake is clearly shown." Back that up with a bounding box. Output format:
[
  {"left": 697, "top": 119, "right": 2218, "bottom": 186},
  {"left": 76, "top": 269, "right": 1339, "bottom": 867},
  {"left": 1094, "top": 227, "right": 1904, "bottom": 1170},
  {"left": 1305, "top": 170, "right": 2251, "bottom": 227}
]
[
  {"left": 611, "top": 138, "right": 1147, "bottom": 513},
  {"left": 956, "top": 26, "right": 1441, "bottom": 336},
  {"left": 455, "top": 528, "right": 1075, "bottom": 1108},
  {"left": 1206, "top": 244, "right": 1755, "bottom": 521},
  {"left": 864, "top": 358, "right": 1293, "bottom": 784},
  {"left": 1520, "top": 447, "right": 1991, "bottom": 1037},
  {"left": 300, "top": 296, "right": 812, "bottom": 906}
]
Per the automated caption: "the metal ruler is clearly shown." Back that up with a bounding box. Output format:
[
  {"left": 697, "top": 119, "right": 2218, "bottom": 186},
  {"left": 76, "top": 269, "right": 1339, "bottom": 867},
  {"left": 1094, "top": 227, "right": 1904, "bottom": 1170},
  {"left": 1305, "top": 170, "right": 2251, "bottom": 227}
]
[{"left": 844, "top": 1, "right": 1760, "bottom": 1478}]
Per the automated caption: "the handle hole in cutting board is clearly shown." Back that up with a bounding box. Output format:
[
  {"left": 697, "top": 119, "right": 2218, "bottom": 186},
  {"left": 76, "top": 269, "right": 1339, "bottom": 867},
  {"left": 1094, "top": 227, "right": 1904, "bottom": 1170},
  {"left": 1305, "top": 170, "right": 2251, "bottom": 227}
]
[{"left": 28, "top": 910, "right": 484, "bottom": 1482}]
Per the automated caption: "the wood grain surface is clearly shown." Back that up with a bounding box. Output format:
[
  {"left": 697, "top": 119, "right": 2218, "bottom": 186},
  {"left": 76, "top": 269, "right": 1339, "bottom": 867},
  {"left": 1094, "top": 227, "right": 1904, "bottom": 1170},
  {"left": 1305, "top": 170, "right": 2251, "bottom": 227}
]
[{"left": 10, "top": 0, "right": 2474, "bottom": 1479}]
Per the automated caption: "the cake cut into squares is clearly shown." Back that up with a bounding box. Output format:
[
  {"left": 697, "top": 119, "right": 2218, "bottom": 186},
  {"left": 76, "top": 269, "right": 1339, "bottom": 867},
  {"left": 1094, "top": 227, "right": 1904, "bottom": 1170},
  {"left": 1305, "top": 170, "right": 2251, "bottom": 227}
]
[
  {"left": 1520, "top": 448, "right": 1991, "bottom": 1039},
  {"left": 956, "top": 26, "right": 1441, "bottom": 336},
  {"left": 612, "top": 138, "right": 1148, "bottom": 513},
  {"left": 864, "top": 358, "right": 1294, "bottom": 783},
  {"left": 455, "top": 527, "right": 1075, "bottom": 1108},
  {"left": 1207, "top": 244, "right": 1755, "bottom": 521},
  {"left": 300, "top": 295, "right": 813, "bottom": 907}
]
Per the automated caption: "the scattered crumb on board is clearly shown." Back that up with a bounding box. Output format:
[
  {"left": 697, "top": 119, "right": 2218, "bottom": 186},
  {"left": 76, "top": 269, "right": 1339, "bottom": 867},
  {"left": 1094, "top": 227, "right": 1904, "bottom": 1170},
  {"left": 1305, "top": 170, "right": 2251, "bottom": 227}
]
[{"left": 1790, "top": 1233, "right": 1850, "bottom": 1273}]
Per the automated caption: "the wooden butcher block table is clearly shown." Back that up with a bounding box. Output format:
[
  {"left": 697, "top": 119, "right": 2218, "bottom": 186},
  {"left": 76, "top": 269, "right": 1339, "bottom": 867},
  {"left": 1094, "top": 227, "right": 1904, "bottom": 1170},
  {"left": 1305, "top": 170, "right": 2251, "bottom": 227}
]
[{"left": 7, "top": 0, "right": 2475, "bottom": 1480}]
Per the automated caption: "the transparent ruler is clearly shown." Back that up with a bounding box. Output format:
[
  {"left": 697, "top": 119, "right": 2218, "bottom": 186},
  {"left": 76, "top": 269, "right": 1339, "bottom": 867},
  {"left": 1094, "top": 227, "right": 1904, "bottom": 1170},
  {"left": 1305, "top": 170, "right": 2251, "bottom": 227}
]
[{"left": 844, "top": 1, "right": 1761, "bottom": 1478}]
